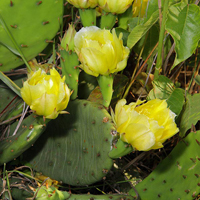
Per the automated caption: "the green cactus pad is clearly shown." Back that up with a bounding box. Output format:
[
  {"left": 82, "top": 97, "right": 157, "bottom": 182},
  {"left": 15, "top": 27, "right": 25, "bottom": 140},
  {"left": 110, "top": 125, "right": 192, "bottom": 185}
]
[
  {"left": 23, "top": 100, "right": 115, "bottom": 186},
  {"left": 0, "top": 0, "right": 63, "bottom": 72},
  {"left": 129, "top": 131, "right": 200, "bottom": 200},
  {"left": 35, "top": 186, "right": 134, "bottom": 200},
  {"left": 0, "top": 114, "right": 47, "bottom": 165}
]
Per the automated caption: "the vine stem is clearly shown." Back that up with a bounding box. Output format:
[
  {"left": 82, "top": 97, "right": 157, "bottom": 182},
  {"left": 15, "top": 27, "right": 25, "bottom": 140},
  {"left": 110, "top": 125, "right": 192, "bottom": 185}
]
[{"left": 154, "top": 0, "right": 169, "bottom": 79}]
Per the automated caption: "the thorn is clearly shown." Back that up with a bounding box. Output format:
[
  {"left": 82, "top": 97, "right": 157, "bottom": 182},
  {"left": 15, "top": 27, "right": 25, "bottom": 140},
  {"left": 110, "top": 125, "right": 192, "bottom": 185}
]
[
  {"left": 195, "top": 174, "right": 200, "bottom": 178},
  {"left": 29, "top": 125, "right": 34, "bottom": 130},
  {"left": 102, "top": 117, "right": 109, "bottom": 123},
  {"left": 190, "top": 158, "right": 196, "bottom": 163},
  {"left": 183, "top": 175, "right": 187, "bottom": 179},
  {"left": 38, "top": 53, "right": 46, "bottom": 56},
  {"left": 184, "top": 190, "right": 190, "bottom": 194},
  {"left": 196, "top": 139, "right": 200, "bottom": 146},
  {"left": 21, "top": 44, "right": 28, "bottom": 48},
  {"left": 0, "top": 63, "right": 2, "bottom": 66},
  {"left": 10, "top": 25, "right": 17, "bottom": 28},
  {"left": 37, "top": 1, "right": 42, "bottom": 5},
  {"left": 43, "top": 21, "right": 49, "bottom": 25},
  {"left": 10, "top": 1, "right": 13, "bottom": 6},
  {"left": 45, "top": 40, "right": 54, "bottom": 43}
]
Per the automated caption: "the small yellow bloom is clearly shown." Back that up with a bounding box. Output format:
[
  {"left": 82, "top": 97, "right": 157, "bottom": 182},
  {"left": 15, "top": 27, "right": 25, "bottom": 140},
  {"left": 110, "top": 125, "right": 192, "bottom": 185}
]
[
  {"left": 74, "top": 26, "right": 130, "bottom": 77},
  {"left": 132, "top": 0, "right": 149, "bottom": 18},
  {"left": 67, "top": 0, "right": 98, "bottom": 8},
  {"left": 112, "top": 99, "right": 179, "bottom": 151},
  {"left": 98, "top": 0, "right": 133, "bottom": 14},
  {"left": 21, "top": 68, "right": 70, "bottom": 119}
]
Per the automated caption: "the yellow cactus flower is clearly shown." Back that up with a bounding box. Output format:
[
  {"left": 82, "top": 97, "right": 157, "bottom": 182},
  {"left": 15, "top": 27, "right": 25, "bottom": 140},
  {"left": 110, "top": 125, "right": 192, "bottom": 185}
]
[
  {"left": 112, "top": 99, "right": 179, "bottom": 151},
  {"left": 21, "top": 68, "right": 70, "bottom": 119},
  {"left": 98, "top": 0, "right": 134, "bottom": 14},
  {"left": 132, "top": 0, "right": 149, "bottom": 18},
  {"left": 67, "top": 0, "right": 98, "bottom": 8},
  {"left": 74, "top": 26, "right": 130, "bottom": 77}
]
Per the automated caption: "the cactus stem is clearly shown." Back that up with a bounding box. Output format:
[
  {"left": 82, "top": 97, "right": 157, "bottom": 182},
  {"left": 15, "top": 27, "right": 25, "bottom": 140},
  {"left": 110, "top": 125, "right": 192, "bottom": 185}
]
[
  {"left": 10, "top": 1, "right": 13, "bottom": 6},
  {"left": 43, "top": 21, "right": 49, "bottom": 25},
  {"left": 37, "top": 1, "right": 42, "bottom": 5},
  {"left": 10, "top": 24, "right": 17, "bottom": 28}
]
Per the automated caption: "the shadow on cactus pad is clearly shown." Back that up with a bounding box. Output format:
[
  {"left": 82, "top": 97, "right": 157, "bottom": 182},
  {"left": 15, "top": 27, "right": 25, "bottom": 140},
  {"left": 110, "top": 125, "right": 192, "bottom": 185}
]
[{"left": 23, "top": 100, "right": 116, "bottom": 186}]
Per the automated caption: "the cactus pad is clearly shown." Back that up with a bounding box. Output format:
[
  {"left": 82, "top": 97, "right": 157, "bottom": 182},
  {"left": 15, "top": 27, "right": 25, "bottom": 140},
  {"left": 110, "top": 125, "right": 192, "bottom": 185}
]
[
  {"left": 0, "top": 0, "right": 63, "bottom": 72},
  {"left": 23, "top": 100, "right": 115, "bottom": 186},
  {"left": 129, "top": 131, "right": 200, "bottom": 200},
  {"left": 0, "top": 114, "right": 47, "bottom": 165}
]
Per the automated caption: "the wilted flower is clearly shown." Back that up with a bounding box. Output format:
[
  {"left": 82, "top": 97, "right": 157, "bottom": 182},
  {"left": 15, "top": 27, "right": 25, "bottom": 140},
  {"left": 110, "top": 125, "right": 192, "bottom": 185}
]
[
  {"left": 132, "top": 0, "right": 149, "bottom": 18},
  {"left": 74, "top": 26, "right": 130, "bottom": 77},
  {"left": 67, "top": 0, "right": 98, "bottom": 8},
  {"left": 21, "top": 68, "right": 70, "bottom": 119},
  {"left": 98, "top": 0, "right": 133, "bottom": 14},
  {"left": 112, "top": 99, "right": 179, "bottom": 151}
]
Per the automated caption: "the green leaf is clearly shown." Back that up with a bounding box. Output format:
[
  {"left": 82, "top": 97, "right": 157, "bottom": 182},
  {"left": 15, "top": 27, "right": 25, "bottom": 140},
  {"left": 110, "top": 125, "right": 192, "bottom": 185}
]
[
  {"left": 133, "top": 24, "right": 159, "bottom": 61},
  {"left": 127, "top": 10, "right": 159, "bottom": 49},
  {"left": 166, "top": 88, "right": 185, "bottom": 116},
  {"left": 166, "top": 3, "right": 200, "bottom": 68},
  {"left": 147, "top": 75, "right": 184, "bottom": 116},
  {"left": 147, "top": 75, "right": 174, "bottom": 100},
  {"left": 179, "top": 93, "right": 200, "bottom": 137}
]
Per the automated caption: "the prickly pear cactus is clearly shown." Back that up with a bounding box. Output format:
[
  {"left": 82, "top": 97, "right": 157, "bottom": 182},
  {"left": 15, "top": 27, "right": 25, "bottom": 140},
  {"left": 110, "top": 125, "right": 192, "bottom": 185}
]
[
  {"left": 0, "top": 114, "right": 47, "bottom": 165},
  {"left": 23, "top": 100, "right": 116, "bottom": 186},
  {"left": 0, "top": 0, "right": 63, "bottom": 72},
  {"left": 35, "top": 186, "right": 134, "bottom": 200},
  {"left": 129, "top": 131, "right": 200, "bottom": 200}
]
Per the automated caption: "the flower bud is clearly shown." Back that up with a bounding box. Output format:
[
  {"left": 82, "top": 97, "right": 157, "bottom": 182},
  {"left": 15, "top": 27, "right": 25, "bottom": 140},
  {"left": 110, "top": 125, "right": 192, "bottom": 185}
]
[
  {"left": 112, "top": 99, "right": 179, "bottom": 151},
  {"left": 74, "top": 26, "right": 130, "bottom": 77},
  {"left": 98, "top": 0, "right": 133, "bottom": 14},
  {"left": 67, "top": 0, "right": 98, "bottom": 8},
  {"left": 61, "top": 24, "right": 76, "bottom": 51},
  {"left": 21, "top": 68, "right": 70, "bottom": 119},
  {"left": 132, "top": 0, "right": 149, "bottom": 18}
]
